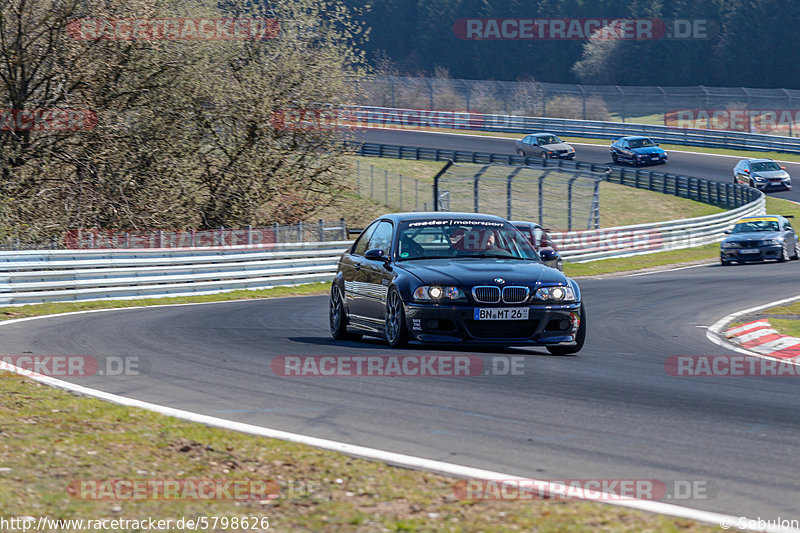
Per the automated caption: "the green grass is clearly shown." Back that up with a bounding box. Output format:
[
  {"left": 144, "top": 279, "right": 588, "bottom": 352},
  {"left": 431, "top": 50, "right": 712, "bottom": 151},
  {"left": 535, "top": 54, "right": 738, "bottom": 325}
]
[
  {"left": 0, "top": 283, "right": 330, "bottom": 322},
  {"left": 563, "top": 244, "right": 719, "bottom": 277},
  {"left": 349, "top": 157, "right": 726, "bottom": 228},
  {"left": 768, "top": 318, "right": 800, "bottom": 337},
  {"left": 0, "top": 371, "right": 720, "bottom": 532}
]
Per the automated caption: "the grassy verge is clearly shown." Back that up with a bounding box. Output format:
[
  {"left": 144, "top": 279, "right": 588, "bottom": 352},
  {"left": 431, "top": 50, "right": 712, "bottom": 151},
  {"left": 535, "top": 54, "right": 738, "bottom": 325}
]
[
  {"left": 563, "top": 244, "right": 718, "bottom": 277},
  {"left": 0, "top": 372, "right": 719, "bottom": 533}
]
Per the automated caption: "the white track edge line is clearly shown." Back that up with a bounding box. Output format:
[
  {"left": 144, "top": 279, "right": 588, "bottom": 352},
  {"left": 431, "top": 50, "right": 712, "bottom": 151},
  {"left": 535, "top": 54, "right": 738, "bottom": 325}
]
[
  {"left": 0, "top": 303, "right": 792, "bottom": 531},
  {"left": 706, "top": 294, "right": 800, "bottom": 365}
]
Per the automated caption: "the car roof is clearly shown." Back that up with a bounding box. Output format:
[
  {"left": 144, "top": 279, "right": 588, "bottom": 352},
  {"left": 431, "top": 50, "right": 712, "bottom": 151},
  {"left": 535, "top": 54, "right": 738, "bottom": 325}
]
[
  {"left": 509, "top": 220, "right": 542, "bottom": 228},
  {"left": 529, "top": 132, "right": 556, "bottom": 136},
  {"left": 742, "top": 158, "right": 775, "bottom": 163},
  {"left": 619, "top": 136, "right": 651, "bottom": 141},
  {"left": 375, "top": 212, "right": 510, "bottom": 224}
]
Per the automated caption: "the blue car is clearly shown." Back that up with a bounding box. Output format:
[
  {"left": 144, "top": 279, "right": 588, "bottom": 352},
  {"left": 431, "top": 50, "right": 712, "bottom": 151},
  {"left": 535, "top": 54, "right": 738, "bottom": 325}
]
[{"left": 610, "top": 136, "right": 668, "bottom": 166}]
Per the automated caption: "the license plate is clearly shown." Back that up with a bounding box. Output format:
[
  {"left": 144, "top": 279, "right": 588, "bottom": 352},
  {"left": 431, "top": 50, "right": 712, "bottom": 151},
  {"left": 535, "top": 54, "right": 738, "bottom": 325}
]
[
  {"left": 651, "top": 156, "right": 660, "bottom": 159},
  {"left": 739, "top": 249, "right": 759, "bottom": 254},
  {"left": 474, "top": 308, "right": 529, "bottom": 320}
]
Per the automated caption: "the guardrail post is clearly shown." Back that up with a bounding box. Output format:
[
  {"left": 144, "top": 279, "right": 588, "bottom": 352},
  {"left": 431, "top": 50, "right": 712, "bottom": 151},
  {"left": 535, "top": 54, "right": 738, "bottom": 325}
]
[
  {"left": 538, "top": 171, "right": 547, "bottom": 226},
  {"left": 340, "top": 218, "right": 347, "bottom": 240},
  {"left": 246, "top": 225, "right": 253, "bottom": 245},
  {"left": 567, "top": 175, "right": 579, "bottom": 231},
  {"left": 432, "top": 160, "right": 453, "bottom": 212},
  {"left": 298, "top": 221, "right": 304, "bottom": 243},
  {"left": 506, "top": 167, "right": 523, "bottom": 220},
  {"left": 273, "top": 223, "right": 279, "bottom": 243},
  {"left": 125, "top": 232, "right": 131, "bottom": 249},
  {"left": 158, "top": 230, "right": 164, "bottom": 248},
  {"left": 319, "top": 219, "right": 325, "bottom": 242}
]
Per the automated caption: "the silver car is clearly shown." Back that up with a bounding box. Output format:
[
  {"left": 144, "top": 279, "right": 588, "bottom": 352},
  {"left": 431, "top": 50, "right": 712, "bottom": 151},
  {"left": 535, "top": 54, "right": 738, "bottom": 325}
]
[
  {"left": 516, "top": 133, "right": 575, "bottom": 160},
  {"left": 733, "top": 159, "right": 791, "bottom": 190}
]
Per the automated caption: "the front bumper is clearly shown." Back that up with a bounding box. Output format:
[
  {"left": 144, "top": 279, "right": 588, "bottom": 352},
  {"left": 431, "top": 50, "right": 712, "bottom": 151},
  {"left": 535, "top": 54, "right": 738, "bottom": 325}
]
[
  {"left": 721, "top": 245, "right": 783, "bottom": 262},
  {"left": 404, "top": 302, "right": 581, "bottom": 345},
  {"left": 752, "top": 180, "right": 791, "bottom": 190},
  {"left": 635, "top": 154, "right": 667, "bottom": 165}
]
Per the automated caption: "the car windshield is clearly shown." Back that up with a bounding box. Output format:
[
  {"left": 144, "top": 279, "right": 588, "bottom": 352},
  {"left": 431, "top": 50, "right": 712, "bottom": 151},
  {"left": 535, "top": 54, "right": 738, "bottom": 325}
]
[
  {"left": 732, "top": 219, "right": 780, "bottom": 233},
  {"left": 537, "top": 135, "right": 559, "bottom": 145},
  {"left": 750, "top": 161, "right": 782, "bottom": 172},
  {"left": 628, "top": 138, "right": 655, "bottom": 148},
  {"left": 397, "top": 219, "right": 539, "bottom": 261}
]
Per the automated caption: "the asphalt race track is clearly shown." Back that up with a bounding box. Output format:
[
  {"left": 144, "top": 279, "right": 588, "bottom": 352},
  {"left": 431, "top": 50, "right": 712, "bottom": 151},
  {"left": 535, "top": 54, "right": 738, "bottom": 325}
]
[
  {"left": 354, "top": 129, "right": 800, "bottom": 203},
  {"left": 3, "top": 261, "right": 800, "bottom": 519}
]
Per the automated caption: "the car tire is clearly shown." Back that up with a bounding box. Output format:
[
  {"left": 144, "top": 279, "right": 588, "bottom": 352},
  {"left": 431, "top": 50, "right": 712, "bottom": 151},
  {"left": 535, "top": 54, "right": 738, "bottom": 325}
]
[
  {"left": 720, "top": 258, "right": 732, "bottom": 266},
  {"left": 330, "top": 285, "right": 361, "bottom": 341},
  {"left": 516, "top": 148, "right": 524, "bottom": 156},
  {"left": 611, "top": 153, "right": 619, "bottom": 163},
  {"left": 547, "top": 304, "right": 586, "bottom": 356},
  {"left": 540, "top": 151, "right": 548, "bottom": 162},
  {"left": 792, "top": 241, "right": 800, "bottom": 260},
  {"left": 385, "top": 287, "right": 408, "bottom": 348},
  {"left": 779, "top": 244, "right": 790, "bottom": 263}
]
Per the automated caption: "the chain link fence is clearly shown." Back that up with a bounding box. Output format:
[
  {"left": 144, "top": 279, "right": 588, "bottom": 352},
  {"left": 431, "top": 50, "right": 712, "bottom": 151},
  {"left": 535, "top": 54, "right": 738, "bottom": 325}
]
[
  {"left": 358, "top": 75, "right": 800, "bottom": 135},
  {"left": 353, "top": 160, "right": 424, "bottom": 211},
  {"left": 435, "top": 163, "right": 602, "bottom": 230}
]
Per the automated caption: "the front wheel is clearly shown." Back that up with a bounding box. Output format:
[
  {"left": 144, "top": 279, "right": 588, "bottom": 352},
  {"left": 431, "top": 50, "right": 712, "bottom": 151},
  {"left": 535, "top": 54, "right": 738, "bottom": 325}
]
[
  {"left": 547, "top": 304, "right": 586, "bottom": 356},
  {"left": 778, "top": 244, "right": 790, "bottom": 263},
  {"left": 385, "top": 288, "right": 408, "bottom": 347},
  {"left": 791, "top": 241, "right": 799, "bottom": 260}
]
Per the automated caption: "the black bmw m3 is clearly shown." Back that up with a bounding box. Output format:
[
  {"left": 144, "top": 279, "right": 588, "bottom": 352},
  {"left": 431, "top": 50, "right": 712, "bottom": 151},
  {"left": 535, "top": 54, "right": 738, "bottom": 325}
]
[{"left": 329, "top": 213, "right": 586, "bottom": 354}]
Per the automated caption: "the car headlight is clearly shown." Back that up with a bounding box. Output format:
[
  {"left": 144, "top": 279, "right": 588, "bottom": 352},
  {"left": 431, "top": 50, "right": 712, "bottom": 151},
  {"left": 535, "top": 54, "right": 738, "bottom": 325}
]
[
  {"left": 721, "top": 241, "right": 740, "bottom": 248},
  {"left": 753, "top": 175, "right": 765, "bottom": 181},
  {"left": 765, "top": 238, "right": 783, "bottom": 246},
  {"left": 412, "top": 285, "right": 465, "bottom": 302},
  {"left": 534, "top": 285, "right": 575, "bottom": 302}
]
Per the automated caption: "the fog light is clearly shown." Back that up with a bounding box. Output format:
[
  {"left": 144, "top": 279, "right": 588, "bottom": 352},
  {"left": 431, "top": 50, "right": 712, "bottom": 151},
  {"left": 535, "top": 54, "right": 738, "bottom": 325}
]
[
  {"left": 427, "top": 319, "right": 439, "bottom": 330},
  {"left": 558, "top": 319, "right": 570, "bottom": 330}
]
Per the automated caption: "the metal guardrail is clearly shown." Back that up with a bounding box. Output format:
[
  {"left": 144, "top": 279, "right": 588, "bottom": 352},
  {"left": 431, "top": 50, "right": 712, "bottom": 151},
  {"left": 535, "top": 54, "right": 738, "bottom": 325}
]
[
  {"left": 0, "top": 242, "right": 350, "bottom": 305},
  {"left": 357, "top": 142, "right": 762, "bottom": 210},
  {"left": 348, "top": 106, "right": 800, "bottom": 154},
  {"left": 553, "top": 196, "right": 765, "bottom": 262}
]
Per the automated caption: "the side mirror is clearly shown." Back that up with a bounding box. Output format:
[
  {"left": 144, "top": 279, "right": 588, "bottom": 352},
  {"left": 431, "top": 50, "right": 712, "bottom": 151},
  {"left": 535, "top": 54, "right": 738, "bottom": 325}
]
[
  {"left": 364, "top": 248, "right": 388, "bottom": 262},
  {"left": 540, "top": 248, "right": 563, "bottom": 271},
  {"left": 724, "top": 230, "right": 732, "bottom": 234}
]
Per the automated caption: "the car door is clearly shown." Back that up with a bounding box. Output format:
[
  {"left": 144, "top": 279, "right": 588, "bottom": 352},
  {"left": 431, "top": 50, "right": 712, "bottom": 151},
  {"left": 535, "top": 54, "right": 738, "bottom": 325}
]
[
  {"left": 341, "top": 221, "right": 378, "bottom": 318},
  {"left": 361, "top": 220, "right": 395, "bottom": 322},
  {"left": 783, "top": 218, "right": 797, "bottom": 255}
]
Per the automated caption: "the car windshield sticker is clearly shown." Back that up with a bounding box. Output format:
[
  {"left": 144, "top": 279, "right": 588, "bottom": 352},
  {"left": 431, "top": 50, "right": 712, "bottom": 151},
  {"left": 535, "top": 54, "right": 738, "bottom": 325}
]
[
  {"left": 408, "top": 219, "right": 505, "bottom": 228},
  {"left": 737, "top": 217, "right": 779, "bottom": 223}
]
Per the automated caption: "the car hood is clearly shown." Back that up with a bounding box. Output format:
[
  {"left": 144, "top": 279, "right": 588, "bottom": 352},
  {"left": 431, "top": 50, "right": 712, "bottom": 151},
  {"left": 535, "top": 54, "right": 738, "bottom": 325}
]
[
  {"left": 724, "top": 231, "right": 784, "bottom": 242},
  {"left": 752, "top": 170, "right": 790, "bottom": 179},
  {"left": 541, "top": 142, "right": 573, "bottom": 151},
  {"left": 631, "top": 146, "right": 666, "bottom": 155},
  {"left": 397, "top": 258, "right": 568, "bottom": 287}
]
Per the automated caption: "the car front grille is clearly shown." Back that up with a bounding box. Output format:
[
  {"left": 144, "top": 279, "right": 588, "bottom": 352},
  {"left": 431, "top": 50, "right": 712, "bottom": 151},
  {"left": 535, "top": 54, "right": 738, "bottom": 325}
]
[
  {"left": 464, "top": 319, "right": 539, "bottom": 339},
  {"left": 502, "top": 286, "right": 529, "bottom": 304},
  {"left": 740, "top": 240, "right": 760, "bottom": 248},
  {"left": 472, "top": 286, "right": 500, "bottom": 303}
]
